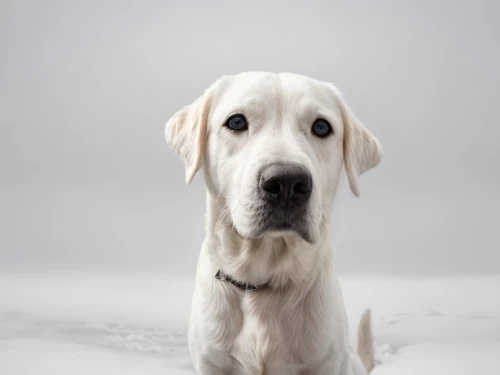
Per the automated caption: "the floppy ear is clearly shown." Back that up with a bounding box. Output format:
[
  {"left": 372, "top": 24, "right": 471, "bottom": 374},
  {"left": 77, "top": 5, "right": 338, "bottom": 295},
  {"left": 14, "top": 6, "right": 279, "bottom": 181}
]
[
  {"left": 340, "top": 99, "right": 383, "bottom": 197},
  {"left": 164, "top": 88, "right": 213, "bottom": 184}
]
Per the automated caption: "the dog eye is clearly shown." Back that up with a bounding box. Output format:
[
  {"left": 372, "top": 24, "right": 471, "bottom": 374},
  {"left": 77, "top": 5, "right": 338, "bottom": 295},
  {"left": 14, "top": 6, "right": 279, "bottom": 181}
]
[
  {"left": 225, "top": 114, "right": 248, "bottom": 131},
  {"left": 311, "top": 119, "right": 333, "bottom": 138}
]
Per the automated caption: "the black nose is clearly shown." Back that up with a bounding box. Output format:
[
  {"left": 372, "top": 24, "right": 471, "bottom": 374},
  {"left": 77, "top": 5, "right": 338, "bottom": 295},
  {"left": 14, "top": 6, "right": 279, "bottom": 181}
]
[{"left": 259, "top": 163, "right": 312, "bottom": 207}]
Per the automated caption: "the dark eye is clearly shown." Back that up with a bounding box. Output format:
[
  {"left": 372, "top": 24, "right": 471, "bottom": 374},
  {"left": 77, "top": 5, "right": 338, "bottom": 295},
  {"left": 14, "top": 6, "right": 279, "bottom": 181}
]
[
  {"left": 311, "top": 119, "right": 333, "bottom": 137},
  {"left": 225, "top": 114, "right": 248, "bottom": 131}
]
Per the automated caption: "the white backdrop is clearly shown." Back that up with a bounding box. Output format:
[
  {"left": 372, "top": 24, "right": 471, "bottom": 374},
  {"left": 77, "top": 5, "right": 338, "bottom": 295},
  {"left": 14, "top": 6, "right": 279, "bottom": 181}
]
[{"left": 1, "top": 0, "right": 499, "bottom": 274}]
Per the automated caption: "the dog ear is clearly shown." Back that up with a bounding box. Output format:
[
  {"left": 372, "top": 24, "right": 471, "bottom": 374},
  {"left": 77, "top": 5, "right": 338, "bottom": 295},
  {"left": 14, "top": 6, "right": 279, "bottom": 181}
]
[
  {"left": 340, "top": 98, "right": 382, "bottom": 197},
  {"left": 165, "top": 87, "right": 214, "bottom": 184}
]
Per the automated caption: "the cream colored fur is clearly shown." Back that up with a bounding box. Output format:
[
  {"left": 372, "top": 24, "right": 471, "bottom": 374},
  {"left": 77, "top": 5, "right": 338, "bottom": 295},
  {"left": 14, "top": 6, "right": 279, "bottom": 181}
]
[{"left": 165, "top": 72, "right": 382, "bottom": 375}]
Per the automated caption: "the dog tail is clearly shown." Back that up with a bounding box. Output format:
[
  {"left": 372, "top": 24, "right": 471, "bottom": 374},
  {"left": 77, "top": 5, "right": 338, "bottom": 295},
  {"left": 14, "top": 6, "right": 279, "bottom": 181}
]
[{"left": 357, "top": 308, "right": 375, "bottom": 373}]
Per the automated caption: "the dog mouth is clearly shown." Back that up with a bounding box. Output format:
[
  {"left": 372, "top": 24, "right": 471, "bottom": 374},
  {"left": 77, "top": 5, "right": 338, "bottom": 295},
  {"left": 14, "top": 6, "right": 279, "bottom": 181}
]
[
  {"left": 271, "top": 221, "right": 293, "bottom": 230},
  {"left": 230, "top": 213, "right": 313, "bottom": 244},
  {"left": 227, "top": 196, "right": 314, "bottom": 244}
]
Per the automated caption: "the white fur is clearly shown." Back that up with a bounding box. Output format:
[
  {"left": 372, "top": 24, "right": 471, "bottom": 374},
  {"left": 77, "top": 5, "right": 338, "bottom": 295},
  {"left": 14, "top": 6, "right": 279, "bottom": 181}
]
[{"left": 165, "top": 72, "right": 382, "bottom": 374}]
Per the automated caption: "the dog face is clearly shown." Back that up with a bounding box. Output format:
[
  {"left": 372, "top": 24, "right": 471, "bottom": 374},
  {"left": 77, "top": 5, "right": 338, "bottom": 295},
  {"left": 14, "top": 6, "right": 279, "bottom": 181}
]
[{"left": 166, "top": 72, "right": 381, "bottom": 244}]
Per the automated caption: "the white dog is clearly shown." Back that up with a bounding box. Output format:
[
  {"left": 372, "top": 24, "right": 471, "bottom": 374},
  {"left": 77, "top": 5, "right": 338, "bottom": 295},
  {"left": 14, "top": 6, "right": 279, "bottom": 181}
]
[{"left": 165, "top": 72, "right": 382, "bottom": 375}]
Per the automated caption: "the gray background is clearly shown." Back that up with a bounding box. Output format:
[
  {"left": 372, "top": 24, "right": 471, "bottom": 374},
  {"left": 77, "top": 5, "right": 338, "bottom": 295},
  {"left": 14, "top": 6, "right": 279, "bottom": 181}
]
[{"left": 1, "top": 0, "right": 499, "bottom": 274}]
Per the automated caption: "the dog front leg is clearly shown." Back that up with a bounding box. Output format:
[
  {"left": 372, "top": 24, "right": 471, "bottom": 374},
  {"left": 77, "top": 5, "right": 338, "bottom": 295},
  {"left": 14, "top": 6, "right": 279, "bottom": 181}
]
[
  {"left": 193, "top": 349, "right": 236, "bottom": 375},
  {"left": 197, "top": 362, "right": 231, "bottom": 375}
]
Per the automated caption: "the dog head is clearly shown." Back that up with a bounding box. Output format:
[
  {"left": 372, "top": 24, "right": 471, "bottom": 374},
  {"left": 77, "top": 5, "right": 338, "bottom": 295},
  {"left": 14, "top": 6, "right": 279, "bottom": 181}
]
[{"left": 165, "top": 72, "right": 382, "bottom": 245}]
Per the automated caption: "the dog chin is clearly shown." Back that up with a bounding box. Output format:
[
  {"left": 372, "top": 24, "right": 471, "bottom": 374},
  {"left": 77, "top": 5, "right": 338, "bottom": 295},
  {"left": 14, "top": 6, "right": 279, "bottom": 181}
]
[
  {"left": 256, "top": 223, "right": 315, "bottom": 244},
  {"left": 267, "top": 230, "right": 314, "bottom": 244}
]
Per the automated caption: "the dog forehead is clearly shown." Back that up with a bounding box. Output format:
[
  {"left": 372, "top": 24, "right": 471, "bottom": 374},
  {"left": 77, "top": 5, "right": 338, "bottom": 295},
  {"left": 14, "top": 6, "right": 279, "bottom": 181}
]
[{"left": 213, "top": 72, "right": 337, "bottom": 113}]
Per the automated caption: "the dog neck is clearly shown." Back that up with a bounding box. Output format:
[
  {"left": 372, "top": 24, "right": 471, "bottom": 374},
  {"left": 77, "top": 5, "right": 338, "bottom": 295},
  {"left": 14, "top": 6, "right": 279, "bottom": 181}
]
[{"left": 204, "top": 192, "right": 332, "bottom": 290}]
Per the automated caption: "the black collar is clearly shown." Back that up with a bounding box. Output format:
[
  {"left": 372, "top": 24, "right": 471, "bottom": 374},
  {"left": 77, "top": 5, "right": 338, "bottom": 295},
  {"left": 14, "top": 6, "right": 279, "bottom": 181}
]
[{"left": 215, "top": 270, "right": 270, "bottom": 291}]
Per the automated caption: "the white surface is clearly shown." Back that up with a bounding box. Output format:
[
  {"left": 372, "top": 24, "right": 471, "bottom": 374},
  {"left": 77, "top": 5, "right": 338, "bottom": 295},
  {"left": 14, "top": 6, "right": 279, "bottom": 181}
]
[{"left": 1, "top": 270, "right": 499, "bottom": 374}]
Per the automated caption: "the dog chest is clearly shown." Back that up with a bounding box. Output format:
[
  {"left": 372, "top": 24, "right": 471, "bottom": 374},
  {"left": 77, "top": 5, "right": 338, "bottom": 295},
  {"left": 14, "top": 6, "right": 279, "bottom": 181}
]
[{"left": 225, "top": 289, "right": 334, "bottom": 373}]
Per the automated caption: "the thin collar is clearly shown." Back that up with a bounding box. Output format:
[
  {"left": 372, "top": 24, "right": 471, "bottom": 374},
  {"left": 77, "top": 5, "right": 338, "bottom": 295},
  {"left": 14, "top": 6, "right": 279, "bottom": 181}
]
[{"left": 215, "top": 270, "right": 270, "bottom": 291}]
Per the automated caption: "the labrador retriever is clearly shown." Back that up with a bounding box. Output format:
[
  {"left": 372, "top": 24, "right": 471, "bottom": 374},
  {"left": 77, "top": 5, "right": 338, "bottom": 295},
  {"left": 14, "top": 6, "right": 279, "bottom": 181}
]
[{"left": 165, "top": 72, "right": 382, "bottom": 374}]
